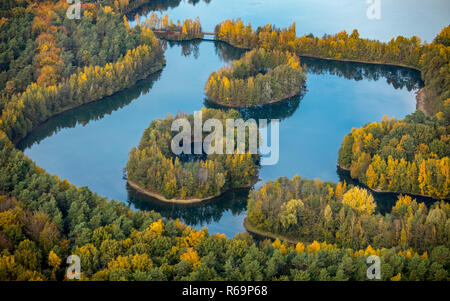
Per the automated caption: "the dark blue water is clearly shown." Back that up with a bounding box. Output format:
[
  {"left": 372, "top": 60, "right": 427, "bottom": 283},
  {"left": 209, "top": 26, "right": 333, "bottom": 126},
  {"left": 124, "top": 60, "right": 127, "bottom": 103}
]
[{"left": 19, "top": 0, "right": 444, "bottom": 237}]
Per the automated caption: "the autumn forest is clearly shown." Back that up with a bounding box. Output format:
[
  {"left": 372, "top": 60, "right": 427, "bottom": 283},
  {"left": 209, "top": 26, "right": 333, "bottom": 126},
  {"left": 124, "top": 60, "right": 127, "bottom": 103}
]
[{"left": 0, "top": 0, "right": 449, "bottom": 284}]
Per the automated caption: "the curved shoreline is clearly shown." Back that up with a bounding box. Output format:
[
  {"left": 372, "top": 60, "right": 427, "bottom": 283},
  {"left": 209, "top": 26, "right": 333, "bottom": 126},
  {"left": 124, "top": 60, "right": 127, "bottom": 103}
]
[
  {"left": 13, "top": 64, "right": 165, "bottom": 146},
  {"left": 128, "top": 179, "right": 256, "bottom": 205},
  {"left": 210, "top": 38, "right": 427, "bottom": 114},
  {"left": 127, "top": 180, "right": 219, "bottom": 204},
  {"left": 206, "top": 90, "right": 303, "bottom": 108},
  {"left": 337, "top": 165, "right": 449, "bottom": 201},
  {"left": 296, "top": 54, "right": 422, "bottom": 72},
  {"left": 14, "top": 37, "right": 436, "bottom": 211},
  {"left": 244, "top": 218, "right": 299, "bottom": 245},
  {"left": 213, "top": 38, "right": 422, "bottom": 71}
]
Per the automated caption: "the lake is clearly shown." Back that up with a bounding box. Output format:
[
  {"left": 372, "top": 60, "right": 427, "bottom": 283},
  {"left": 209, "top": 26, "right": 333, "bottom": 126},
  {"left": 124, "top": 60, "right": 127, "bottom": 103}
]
[
  {"left": 19, "top": 0, "right": 447, "bottom": 237},
  {"left": 133, "top": 0, "right": 449, "bottom": 43}
]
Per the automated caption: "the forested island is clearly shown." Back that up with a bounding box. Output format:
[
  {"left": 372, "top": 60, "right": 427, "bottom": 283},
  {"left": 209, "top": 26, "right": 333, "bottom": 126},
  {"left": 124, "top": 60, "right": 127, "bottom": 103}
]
[
  {"left": 0, "top": 0, "right": 449, "bottom": 282},
  {"left": 140, "top": 13, "right": 204, "bottom": 41},
  {"left": 205, "top": 48, "right": 306, "bottom": 107},
  {"left": 126, "top": 108, "right": 260, "bottom": 202}
]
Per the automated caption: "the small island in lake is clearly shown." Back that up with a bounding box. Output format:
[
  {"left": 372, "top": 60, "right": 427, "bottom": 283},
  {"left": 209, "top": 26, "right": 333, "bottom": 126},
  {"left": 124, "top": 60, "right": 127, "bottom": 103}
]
[
  {"left": 126, "top": 108, "right": 260, "bottom": 203},
  {"left": 142, "top": 13, "right": 204, "bottom": 41},
  {"left": 205, "top": 48, "right": 306, "bottom": 107}
]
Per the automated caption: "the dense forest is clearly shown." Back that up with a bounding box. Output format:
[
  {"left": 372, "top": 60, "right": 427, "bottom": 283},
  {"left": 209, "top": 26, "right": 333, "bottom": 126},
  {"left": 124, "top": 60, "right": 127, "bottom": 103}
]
[
  {"left": 1, "top": 1, "right": 156, "bottom": 97},
  {"left": 0, "top": 130, "right": 163, "bottom": 280},
  {"left": 0, "top": 1, "right": 34, "bottom": 95},
  {"left": 126, "top": 108, "right": 260, "bottom": 200},
  {"left": 1, "top": 174, "right": 448, "bottom": 281},
  {"left": 205, "top": 48, "right": 306, "bottom": 106},
  {"left": 0, "top": 2, "right": 165, "bottom": 142},
  {"left": 338, "top": 110, "right": 449, "bottom": 199},
  {"left": 214, "top": 20, "right": 450, "bottom": 114},
  {"left": 247, "top": 175, "right": 449, "bottom": 254}
]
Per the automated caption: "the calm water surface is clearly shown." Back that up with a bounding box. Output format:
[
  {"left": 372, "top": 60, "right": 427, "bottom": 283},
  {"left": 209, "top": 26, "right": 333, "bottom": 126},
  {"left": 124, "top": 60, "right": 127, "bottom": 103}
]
[
  {"left": 20, "top": 0, "right": 445, "bottom": 237},
  {"left": 136, "top": 0, "right": 449, "bottom": 42}
]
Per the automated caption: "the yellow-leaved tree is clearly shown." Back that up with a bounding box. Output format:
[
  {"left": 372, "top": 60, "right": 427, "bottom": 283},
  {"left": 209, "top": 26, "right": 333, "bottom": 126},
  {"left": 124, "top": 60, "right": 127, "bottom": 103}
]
[
  {"left": 180, "top": 248, "right": 201, "bottom": 268},
  {"left": 48, "top": 251, "right": 61, "bottom": 280},
  {"left": 342, "top": 187, "right": 376, "bottom": 215}
]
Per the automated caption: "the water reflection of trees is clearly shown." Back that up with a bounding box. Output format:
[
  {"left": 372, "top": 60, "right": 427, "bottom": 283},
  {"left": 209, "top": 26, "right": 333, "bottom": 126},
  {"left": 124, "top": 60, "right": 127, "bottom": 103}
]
[
  {"left": 204, "top": 93, "right": 303, "bottom": 122},
  {"left": 214, "top": 41, "right": 246, "bottom": 62},
  {"left": 301, "top": 57, "right": 424, "bottom": 91},
  {"left": 17, "top": 72, "right": 162, "bottom": 151},
  {"left": 164, "top": 40, "right": 202, "bottom": 59},
  {"left": 207, "top": 42, "right": 423, "bottom": 123},
  {"left": 127, "top": 184, "right": 249, "bottom": 226},
  {"left": 336, "top": 167, "right": 435, "bottom": 214},
  {"left": 164, "top": 39, "right": 246, "bottom": 62},
  {"left": 126, "top": 0, "right": 212, "bottom": 19},
  {"left": 211, "top": 42, "right": 423, "bottom": 91}
]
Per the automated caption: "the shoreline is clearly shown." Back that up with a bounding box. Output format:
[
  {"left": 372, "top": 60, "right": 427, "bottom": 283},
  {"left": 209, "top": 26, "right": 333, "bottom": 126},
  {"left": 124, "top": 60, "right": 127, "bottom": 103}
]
[
  {"left": 296, "top": 54, "right": 422, "bottom": 72},
  {"left": 209, "top": 38, "right": 427, "bottom": 114},
  {"left": 415, "top": 87, "right": 429, "bottom": 116},
  {"left": 13, "top": 37, "right": 437, "bottom": 206},
  {"left": 337, "top": 165, "right": 448, "bottom": 201},
  {"left": 206, "top": 90, "right": 304, "bottom": 108},
  {"left": 154, "top": 32, "right": 205, "bottom": 42},
  {"left": 213, "top": 38, "right": 423, "bottom": 71},
  {"left": 13, "top": 64, "right": 165, "bottom": 146},
  {"left": 127, "top": 179, "right": 256, "bottom": 205},
  {"left": 160, "top": 35, "right": 422, "bottom": 81},
  {"left": 156, "top": 33, "right": 251, "bottom": 49},
  {"left": 127, "top": 180, "right": 218, "bottom": 204},
  {"left": 243, "top": 218, "right": 299, "bottom": 245}
]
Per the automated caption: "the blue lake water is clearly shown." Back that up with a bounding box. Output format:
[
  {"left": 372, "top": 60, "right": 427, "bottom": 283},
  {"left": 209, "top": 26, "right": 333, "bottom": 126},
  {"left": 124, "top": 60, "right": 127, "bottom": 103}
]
[{"left": 136, "top": 0, "right": 449, "bottom": 42}]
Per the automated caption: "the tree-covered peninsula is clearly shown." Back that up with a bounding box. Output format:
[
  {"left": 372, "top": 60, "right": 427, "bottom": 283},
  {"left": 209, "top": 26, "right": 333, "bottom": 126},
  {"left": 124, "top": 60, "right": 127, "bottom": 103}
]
[
  {"left": 246, "top": 175, "right": 450, "bottom": 255},
  {"left": 338, "top": 110, "right": 449, "bottom": 200},
  {"left": 0, "top": 3, "right": 166, "bottom": 143},
  {"left": 205, "top": 48, "right": 305, "bottom": 107}
]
